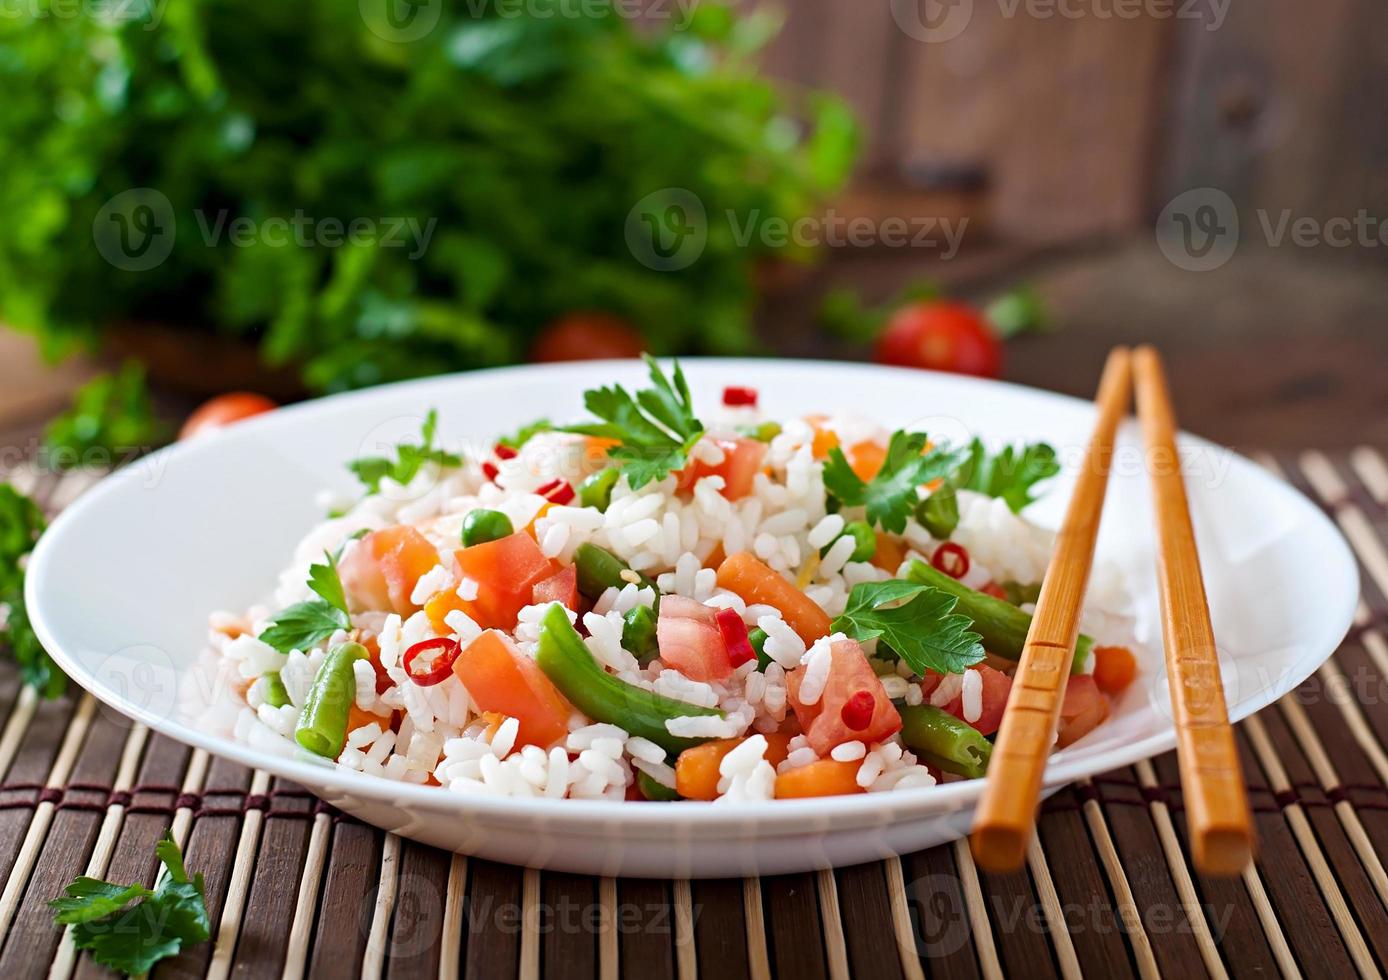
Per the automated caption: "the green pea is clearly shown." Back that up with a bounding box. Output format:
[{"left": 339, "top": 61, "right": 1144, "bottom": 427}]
[
  {"left": 622, "top": 605, "right": 659, "bottom": 663},
  {"left": 915, "top": 484, "right": 959, "bottom": 540},
  {"left": 462, "top": 509, "right": 513, "bottom": 547},
  {"left": 738, "top": 421, "right": 782, "bottom": 443},
  {"left": 748, "top": 627, "right": 770, "bottom": 670},
  {"left": 578, "top": 467, "right": 619, "bottom": 511},
  {"left": 822, "top": 520, "right": 875, "bottom": 562}
]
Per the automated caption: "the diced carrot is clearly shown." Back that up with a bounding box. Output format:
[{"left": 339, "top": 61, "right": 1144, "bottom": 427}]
[
  {"left": 347, "top": 704, "right": 386, "bottom": 738},
  {"left": 871, "top": 532, "right": 907, "bottom": 574},
  {"left": 453, "top": 631, "right": 574, "bottom": 750},
  {"left": 847, "top": 440, "right": 887, "bottom": 481},
  {"left": 703, "top": 541, "right": 726, "bottom": 573},
  {"left": 424, "top": 588, "right": 472, "bottom": 635},
  {"left": 774, "top": 759, "right": 865, "bottom": 799},
  {"left": 805, "top": 415, "right": 840, "bottom": 459},
  {"left": 1092, "top": 646, "right": 1137, "bottom": 695},
  {"left": 582, "top": 436, "right": 620, "bottom": 474},
  {"left": 524, "top": 502, "right": 555, "bottom": 540},
  {"left": 715, "top": 552, "right": 832, "bottom": 645},
  {"left": 674, "top": 732, "right": 795, "bottom": 801}
]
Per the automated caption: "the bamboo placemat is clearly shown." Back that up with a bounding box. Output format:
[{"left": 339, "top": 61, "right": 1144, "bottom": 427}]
[{"left": 2, "top": 448, "right": 1387, "bottom": 979}]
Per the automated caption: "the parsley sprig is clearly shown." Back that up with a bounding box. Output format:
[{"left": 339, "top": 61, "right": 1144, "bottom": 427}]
[
  {"left": 259, "top": 544, "right": 355, "bottom": 654},
  {"left": 0, "top": 484, "right": 64, "bottom": 697},
  {"left": 831, "top": 580, "right": 985, "bottom": 677},
  {"left": 347, "top": 409, "right": 462, "bottom": 495},
  {"left": 563, "top": 354, "right": 704, "bottom": 490},
  {"left": 952, "top": 438, "right": 1060, "bottom": 513},
  {"left": 823, "top": 430, "right": 960, "bottom": 533},
  {"left": 51, "top": 832, "right": 210, "bottom": 977}
]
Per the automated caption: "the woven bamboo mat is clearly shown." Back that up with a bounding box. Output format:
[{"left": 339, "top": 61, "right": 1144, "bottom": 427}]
[{"left": 3, "top": 448, "right": 1388, "bottom": 979}]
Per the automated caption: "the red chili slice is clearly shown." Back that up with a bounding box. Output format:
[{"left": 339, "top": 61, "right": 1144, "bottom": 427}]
[
  {"left": 536, "top": 479, "right": 575, "bottom": 505},
  {"left": 402, "top": 636, "right": 462, "bottom": 687},
  {"left": 722, "top": 386, "right": 758, "bottom": 407},
  {"left": 481, "top": 461, "right": 499, "bottom": 482},
  {"left": 494, "top": 443, "right": 518, "bottom": 460},
  {"left": 714, "top": 607, "right": 756, "bottom": 667},
  {"left": 931, "top": 541, "right": 970, "bottom": 580},
  {"left": 840, "top": 689, "right": 876, "bottom": 731}
]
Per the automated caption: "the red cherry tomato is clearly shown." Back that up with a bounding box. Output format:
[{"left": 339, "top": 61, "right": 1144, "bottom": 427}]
[
  {"left": 530, "top": 313, "right": 646, "bottom": 362},
  {"left": 179, "top": 392, "right": 277, "bottom": 440},
  {"left": 875, "top": 301, "right": 1002, "bottom": 378}
]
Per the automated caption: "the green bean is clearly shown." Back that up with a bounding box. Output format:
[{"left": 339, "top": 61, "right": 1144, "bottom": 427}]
[
  {"left": 636, "top": 770, "right": 682, "bottom": 801},
  {"left": 915, "top": 484, "right": 959, "bottom": 539},
  {"left": 462, "top": 509, "right": 514, "bottom": 547},
  {"left": 262, "top": 672, "right": 290, "bottom": 709},
  {"left": 578, "top": 467, "right": 620, "bottom": 511},
  {"left": 823, "top": 520, "right": 875, "bottom": 562},
  {"left": 906, "top": 559, "right": 1092, "bottom": 672},
  {"left": 294, "top": 642, "right": 367, "bottom": 758},
  {"left": 898, "top": 705, "right": 993, "bottom": 779},
  {"left": 534, "top": 604, "right": 720, "bottom": 754},
  {"left": 573, "top": 543, "right": 657, "bottom": 603},
  {"left": 622, "top": 605, "right": 659, "bottom": 663},
  {"left": 747, "top": 627, "right": 771, "bottom": 670}
]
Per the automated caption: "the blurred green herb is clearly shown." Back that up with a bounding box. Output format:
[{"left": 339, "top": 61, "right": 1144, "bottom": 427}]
[
  {"left": 985, "top": 286, "right": 1050, "bottom": 339},
  {"left": 1, "top": 2, "right": 857, "bottom": 392},
  {"left": 951, "top": 439, "right": 1060, "bottom": 513},
  {"left": 43, "top": 362, "right": 168, "bottom": 466},
  {"left": 0, "top": 484, "right": 64, "bottom": 697},
  {"left": 346, "top": 409, "right": 461, "bottom": 495},
  {"left": 818, "top": 280, "right": 940, "bottom": 344}
]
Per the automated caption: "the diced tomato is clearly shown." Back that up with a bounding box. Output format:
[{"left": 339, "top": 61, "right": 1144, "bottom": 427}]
[
  {"left": 532, "top": 565, "right": 579, "bottom": 611},
  {"left": 338, "top": 525, "right": 441, "bottom": 616},
  {"left": 452, "top": 532, "right": 556, "bottom": 630},
  {"left": 453, "top": 631, "right": 574, "bottom": 750},
  {"left": 847, "top": 440, "right": 887, "bottom": 481},
  {"left": 655, "top": 595, "right": 733, "bottom": 681},
  {"left": 785, "top": 638, "right": 901, "bottom": 755},
  {"left": 1057, "top": 674, "right": 1109, "bottom": 747},
  {"left": 980, "top": 581, "right": 1009, "bottom": 600},
  {"left": 676, "top": 437, "right": 767, "bottom": 501},
  {"left": 938, "top": 664, "right": 1012, "bottom": 736}
]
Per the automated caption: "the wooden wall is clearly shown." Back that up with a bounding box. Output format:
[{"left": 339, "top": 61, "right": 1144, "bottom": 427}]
[{"left": 760, "top": 0, "right": 1388, "bottom": 247}]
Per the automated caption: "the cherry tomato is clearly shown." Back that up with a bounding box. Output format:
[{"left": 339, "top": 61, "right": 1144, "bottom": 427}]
[
  {"left": 875, "top": 301, "right": 1002, "bottom": 378},
  {"left": 530, "top": 313, "right": 645, "bottom": 362},
  {"left": 179, "top": 392, "right": 278, "bottom": 439}
]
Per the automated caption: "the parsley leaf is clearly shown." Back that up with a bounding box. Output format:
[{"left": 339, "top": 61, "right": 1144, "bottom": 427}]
[
  {"left": 347, "top": 409, "right": 462, "bottom": 495},
  {"left": 260, "top": 549, "right": 352, "bottom": 654},
  {"left": 563, "top": 354, "right": 704, "bottom": 490},
  {"left": 0, "top": 484, "right": 65, "bottom": 697},
  {"left": 823, "top": 430, "right": 960, "bottom": 533},
  {"left": 52, "top": 832, "right": 210, "bottom": 977},
  {"left": 832, "top": 580, "right": 985, "bottom": 677},
  {"left": 952, "top": 438, "right": 1060, "bottom": 513}
]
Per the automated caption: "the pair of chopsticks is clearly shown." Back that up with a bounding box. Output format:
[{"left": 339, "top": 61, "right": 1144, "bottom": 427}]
[{"left": 970, "top": 346, "right": 1254, "bottom": 876}]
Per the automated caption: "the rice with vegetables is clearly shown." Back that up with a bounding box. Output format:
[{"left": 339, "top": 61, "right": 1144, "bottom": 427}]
[{"left": 208, "top": 358, "right": 1139, "bottom": 803}]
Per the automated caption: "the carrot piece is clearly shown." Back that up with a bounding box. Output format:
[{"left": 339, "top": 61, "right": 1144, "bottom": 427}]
[
  {"left": 774, "top": 759, "right": 865, "bottom": 799},
  {"left": 675, "top": 731, "right": 797, "bottom": 801},
  {"left": 805, "top": 415, "right": 841, "bottom": 460},
  {"left": 524, "top": 502, "right": 555, "bottom": 540},
  {"left": 1092, "top": 645, "right": 1138, "bottom": 695},
  {"left": 871, "top": 532, "right": 907, "bottom": 574},
  {"left": 347, "top": 704, "right": 386, "bottom": 738},
  {"left": 715, "top": 552, "right": 832, "bottom": 644},
  {"left": 424, "top": 588, "right": 472, "bottom": 635},
  {"left": 847, "top": 440, "right": 887, "bottom": 481}
]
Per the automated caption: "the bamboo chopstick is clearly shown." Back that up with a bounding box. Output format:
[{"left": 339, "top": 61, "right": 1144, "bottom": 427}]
[
  {"left": 1133, "top": 345, "right": 1253, "bottom": 875},
  {"left": 972, "top": 347, "right": 1133, "bottom": 872}
]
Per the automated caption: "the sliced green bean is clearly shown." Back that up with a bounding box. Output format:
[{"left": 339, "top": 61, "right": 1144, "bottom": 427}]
[
  {"left": 748, "top": 626, "right": 771, "bottom": 670},
  {"left": 262, "top": 672, "right": 290, "bottom": 709},
  {"left": 898, "top": 704, "right": 992, "bottom": 779},
  {"left": 573, "top": 543, "right": 658, "bottom": 605},
  {"left": 294, "top": 642, "right": 367, "bottom": 759},
  {"left": 534, "top": 604, "right": 719, "bottom": 754},
  {"left": 636, "top": 770, "right": 682, "bottom": 801},
  {"left": 622, "top": 605, "right": 659, "bottom": 663}
]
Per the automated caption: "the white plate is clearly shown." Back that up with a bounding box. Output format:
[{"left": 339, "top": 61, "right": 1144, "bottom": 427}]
[{"left": 25, "top": 359, "right": 1357, "bottom": 878}]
